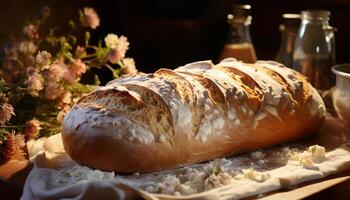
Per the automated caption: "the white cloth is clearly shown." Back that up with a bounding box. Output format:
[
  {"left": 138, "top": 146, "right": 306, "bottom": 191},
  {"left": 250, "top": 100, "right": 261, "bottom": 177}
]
[{"left": 21, "top": 115, "right": 350, "bottom": 200}]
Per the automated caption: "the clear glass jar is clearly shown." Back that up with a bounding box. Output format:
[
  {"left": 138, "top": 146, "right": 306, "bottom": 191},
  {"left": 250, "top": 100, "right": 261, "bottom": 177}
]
[
  {"left": 220, "top": 4, "right": 257, "bottom": 63},
  {"left": 275, "top": 14, "right": 300, "bottom": 68},
  {"left": 293, "top": 10, "right": 335, "bottom": 91}
]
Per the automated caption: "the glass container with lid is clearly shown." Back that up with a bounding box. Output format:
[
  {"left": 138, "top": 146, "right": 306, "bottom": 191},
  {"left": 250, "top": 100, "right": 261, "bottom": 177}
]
[
  {"left": 293, "top": 10, "right": 336, "bottom": 91},
  {"left": 219, "top": 4, "right": 257, "bottom": 63}
]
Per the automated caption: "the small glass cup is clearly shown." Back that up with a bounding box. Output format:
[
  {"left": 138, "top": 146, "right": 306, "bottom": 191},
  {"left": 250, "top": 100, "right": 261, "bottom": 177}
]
[{"left": 331, "top": 64, "right": 350, "bottom": 126}]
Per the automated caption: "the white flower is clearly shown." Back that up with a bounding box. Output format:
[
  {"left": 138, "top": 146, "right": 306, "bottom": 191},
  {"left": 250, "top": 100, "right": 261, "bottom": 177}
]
[
  {"left": 36, "top": 51, "right": 52, "bottom": 66},
  {"left": 104, "top": 34, "right": 119, "bottom": 49},
  {"left": 121, "top": 58, "right": 137, "bottom": 74},
  {"left": 63, "top": 59, "right": 87, "bottom": 84},
  {"left": 115, "top": 36, "right": 129, "bottom": 59},
  {"left": 104, "top": 34, "right": 130, "bottom": 64},
  {"left": 44, "top": 82, "right": 64, "bottom": 100},
  {"left": 26, "top": 67, "right": 44, "bottom": 96},
  {"left": 45, "top": 58, "right": 66, "bottom": 81}
]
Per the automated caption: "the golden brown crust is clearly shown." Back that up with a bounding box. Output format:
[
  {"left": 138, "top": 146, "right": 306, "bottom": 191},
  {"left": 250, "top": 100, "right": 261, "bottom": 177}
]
[
  {"left": 123, "top": 83, "right": 175, "bottom": 139},
  {"left": 62, "top": 59, "right": 326, "bottom": 173},
  {"left": 155, "top": 68, "right": 195, "bottom": 104},
  {"left": 177, "top": 71, "right": 226, "bottom": 107}
]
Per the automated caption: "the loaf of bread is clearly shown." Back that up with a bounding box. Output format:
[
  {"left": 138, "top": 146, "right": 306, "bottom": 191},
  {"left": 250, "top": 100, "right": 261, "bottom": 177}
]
[{"left": 62, "top": 58, "right": 326, "bottom": 173}]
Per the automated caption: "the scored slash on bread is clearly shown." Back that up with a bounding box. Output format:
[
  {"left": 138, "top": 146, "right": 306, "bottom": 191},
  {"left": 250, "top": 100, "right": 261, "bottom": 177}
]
[
  {"left": 62, "top": 58, "right": 326, "bottom": 173},
  {"left": 155, "top": 69, "right": 202, "bottom": 136}
]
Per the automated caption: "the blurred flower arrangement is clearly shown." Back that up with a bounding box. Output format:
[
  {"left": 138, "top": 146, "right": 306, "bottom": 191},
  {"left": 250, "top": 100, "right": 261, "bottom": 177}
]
[{"left": 0, "top": 6, "right": 137, "bottom": 163}]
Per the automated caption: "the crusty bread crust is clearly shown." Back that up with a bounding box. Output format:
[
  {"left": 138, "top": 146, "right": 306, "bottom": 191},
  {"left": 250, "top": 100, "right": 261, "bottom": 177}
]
[{"left": 62, "top": 58, "right": 326, "bottom": 173}]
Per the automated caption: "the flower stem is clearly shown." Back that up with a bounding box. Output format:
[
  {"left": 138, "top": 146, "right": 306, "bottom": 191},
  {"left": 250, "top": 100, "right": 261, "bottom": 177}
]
[
  {"left": 81, "top": 53, "right": 97, "bottom": 59},
  {"left": 0, "top": 125, "right": 21, "bottom": 128},
  {"left": 104, "top": 64, "right": 118, "bottom": 78}
]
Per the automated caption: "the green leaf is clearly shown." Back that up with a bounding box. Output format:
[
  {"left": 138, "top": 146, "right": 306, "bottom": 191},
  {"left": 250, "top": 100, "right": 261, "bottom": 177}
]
[
  {"left": 113, "top": 68, "right": 121, "bottom": 78},
  {"left": 65, "top": 82, "right": 97, "bottom": 94},
  {"left": 64, "top": 51, "right": 73, "bottom": 61},
  {"left": 69, "top": 20, "right": 76, "bottom": 29},
  {"left": 84, "top": 31, "right": 90, "bottom": 46},
  {"left": 68, "top": 35, "right": 77, "bottom": 45},
  {"left": 94, "top": 75, "right": 101, "bottom": 85},
  {"left": 79, "top": 10, "right": 86, "bottom": 26},
  {"left": 98, "top": 39, "right": 102, "bottom": 48}
]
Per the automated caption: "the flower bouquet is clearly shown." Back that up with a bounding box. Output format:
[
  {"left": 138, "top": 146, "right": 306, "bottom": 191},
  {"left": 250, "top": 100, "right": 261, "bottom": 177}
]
[{"left": 0, "top": 6, "right": 137, "bottom": 163}]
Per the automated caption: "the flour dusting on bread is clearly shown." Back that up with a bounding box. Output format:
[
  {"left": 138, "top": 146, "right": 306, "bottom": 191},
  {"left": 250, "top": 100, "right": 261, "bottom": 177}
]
[{"left": 62, "top": 59, "right": 326, "bottom": 173}]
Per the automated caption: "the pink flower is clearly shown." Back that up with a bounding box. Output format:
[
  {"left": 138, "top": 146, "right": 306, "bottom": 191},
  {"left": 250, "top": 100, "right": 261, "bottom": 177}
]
[
  {"left": 63, "top": 71, "right": 79, "bottom": 84},
  {"left": 19, "top": 41, "right": 38, "bottom": 55},
  {"left": 26, "top": 67, "right": 44, "bottom": 96},
  {"left": 46, "top": 65, "right": 64, "bottom": 81},
  {"left": 24, "top": 119, "right": 42, "bottom": 140},
  {"left": 71, "top": 59, "right": 87, "bottom": 75},
  {"left": 23, "top": 24, "right": 39, "bottom": 40},
  {"left": 44, "top": 58, "right": 65, "bottom": 81},
  {"left": 0, "top": 134, "right": 16, "bottom": 163},
  {"left": 121, "top": 58, "right": 138, "bottom": 74},
  {"left": 0, "top": 103, "right": 15, "bottom": 124},
  {"left": 107, "top": 48, "right": 123, "bottom": 64},
  {"left": 44, "top": 81, "right": 64, "bottom": 100},
  {"left": 63, "top": 59, "right": 87, "bottom": 84},
  {"left": 0, "top": 133, "right": 26, "bottom": 163},
  {"left": 36, "top": 51, "right": 52, "bottom": 66},
  {"left": 75, "top": 46, "right": 87, "bottom": 58},
  {"left": 83, "top": 7, "right": 100, "bottom": 29},
  {"left": 105, "top": 35, "right": 129, "bottom": 64}
]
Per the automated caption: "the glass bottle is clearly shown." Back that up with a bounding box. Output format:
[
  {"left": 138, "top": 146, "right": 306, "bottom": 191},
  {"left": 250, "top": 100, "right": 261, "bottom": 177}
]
[
  {"left": 275, "top": 14, "right": 300, "bottom": 68},
  {"left": 293, "top": 10, "right": 335, "bottom": 91},
  {"left": 219, "top": 4, "right": 257, "bottom": 63}
]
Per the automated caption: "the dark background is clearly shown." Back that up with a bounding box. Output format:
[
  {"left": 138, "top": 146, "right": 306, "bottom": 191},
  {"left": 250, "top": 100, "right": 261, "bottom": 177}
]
[{"left": 1, "top": 0, "right": 350, "bottom": 76}]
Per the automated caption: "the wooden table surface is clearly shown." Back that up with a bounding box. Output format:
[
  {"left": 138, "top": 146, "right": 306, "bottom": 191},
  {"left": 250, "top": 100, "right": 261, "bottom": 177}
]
[{"left": 0, "top": 148, "right": 29, "bottom": 200}]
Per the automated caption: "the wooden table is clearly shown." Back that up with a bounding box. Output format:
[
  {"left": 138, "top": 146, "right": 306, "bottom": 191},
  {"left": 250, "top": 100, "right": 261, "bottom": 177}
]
[{"left": 0, "top": 149, "right": 30, "bottom": 200}]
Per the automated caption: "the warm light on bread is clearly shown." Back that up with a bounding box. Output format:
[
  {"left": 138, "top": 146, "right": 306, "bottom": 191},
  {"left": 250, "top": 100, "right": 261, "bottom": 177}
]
[{"left": 62, "top": 58, "right": 326, "bottom": 173}]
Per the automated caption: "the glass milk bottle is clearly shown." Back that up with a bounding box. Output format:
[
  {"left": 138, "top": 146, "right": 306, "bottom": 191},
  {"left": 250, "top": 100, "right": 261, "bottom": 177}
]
[
  {"left": 220, "top": 4, "right": 257, "bottom": 63},
  {"left": 293, "top": 10, "right": 335, "bottom": 91},
  {"left": 275, "top": 14, "right": 300, "bottom": 68}
]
